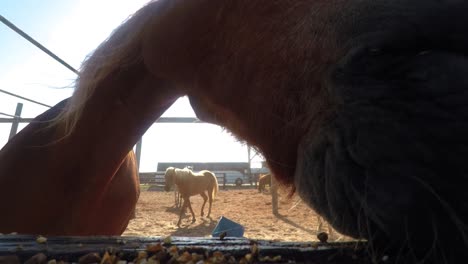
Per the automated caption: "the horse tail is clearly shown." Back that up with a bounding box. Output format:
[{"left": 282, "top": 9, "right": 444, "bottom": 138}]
[
  {"left": 53, "top": 1, "right": 162, "bottom": 136},
  {"left": 206, "top": 171, "right": 219, "bottom": 198}
]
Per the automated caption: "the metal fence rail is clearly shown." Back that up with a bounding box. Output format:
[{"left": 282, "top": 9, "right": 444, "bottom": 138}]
[{"left": 139, "top": 172, "right": 229, "bottom": 190}]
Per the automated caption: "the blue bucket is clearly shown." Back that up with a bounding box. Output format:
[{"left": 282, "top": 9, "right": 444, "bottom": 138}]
[{"left": 212, "top": 216, "right": 245, "bottom": 238}]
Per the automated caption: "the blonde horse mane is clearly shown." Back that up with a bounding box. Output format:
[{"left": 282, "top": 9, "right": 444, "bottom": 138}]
[{"left": 53, "top": 1, "right": 159, "bottom": 136}]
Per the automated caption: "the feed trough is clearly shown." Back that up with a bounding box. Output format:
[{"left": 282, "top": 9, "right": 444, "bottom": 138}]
[{"left": 0, "top": 234, "right": 377, "bottom": 263}]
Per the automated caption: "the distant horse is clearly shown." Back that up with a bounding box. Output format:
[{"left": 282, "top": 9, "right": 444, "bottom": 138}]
[
  {"left": 258, "top": 174, "right": 271, "bottom": 193},
  {"left": 1, "top": 1, "right": 468, "bottom": 262},
  {"left": 0, "top": 99, "right": 140, "bottom": 235},
  {"left": 164, "top": 167, "right": 218, "bottom": 226}
]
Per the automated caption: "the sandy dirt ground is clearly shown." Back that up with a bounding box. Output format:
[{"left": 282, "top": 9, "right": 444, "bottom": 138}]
[{"left": 123, "top": 186, "right": 350, "bottom": 242}]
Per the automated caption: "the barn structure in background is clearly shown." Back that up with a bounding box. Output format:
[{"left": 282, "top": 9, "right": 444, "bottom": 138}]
[{"left": 157, "top": 162, "right": 250, "bottom": 174}]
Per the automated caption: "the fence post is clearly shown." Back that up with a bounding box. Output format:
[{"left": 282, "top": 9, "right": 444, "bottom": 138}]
[
  {"left": 271, "top": 175, "right": 279, "bottom": 215},
  {"left": 247, "top": 146, "right": 253, "bottom": 186},
  {"left": 223, "top": 173, "right": 226, "bottom": 190},
  {"left": 135, "top": 138, "right": 142, "bottom": 171},
  {"left": 8, "top": 102, "right": 23, "bottom": 140}
]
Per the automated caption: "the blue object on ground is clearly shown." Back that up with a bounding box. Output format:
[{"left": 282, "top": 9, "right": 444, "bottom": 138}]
[{"left": 212, "top": 216, "right": 245, "bottom": 237}]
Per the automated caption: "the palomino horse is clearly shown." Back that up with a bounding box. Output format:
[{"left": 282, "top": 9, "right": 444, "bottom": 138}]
[
  {"left": 164, "top": 167, "right": 218, "bottom": 226},
  {"left": 258, "top": 174, "right": 271, "bottom": 193},
  {"left": 0, "top": 99, "right": 140, "bottom": 235},
  {"left": 1, "top": 1, "right": 467, "bottom": 262}
]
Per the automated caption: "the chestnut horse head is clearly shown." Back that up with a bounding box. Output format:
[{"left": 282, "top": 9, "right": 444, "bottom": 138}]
[{"left": 2, "top": 0, "right": 468, "bottom": 262}]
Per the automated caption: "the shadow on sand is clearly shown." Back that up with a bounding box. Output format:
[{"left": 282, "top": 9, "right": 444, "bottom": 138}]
[
  {"left": 164, "top": 206, "right": 182, "bottom": 215},
  {"left": 170, "top": 217, "right": 218, "bottom": 237},
  {"left": 274, "top": 213, "right": 316, "bottom": 236}
]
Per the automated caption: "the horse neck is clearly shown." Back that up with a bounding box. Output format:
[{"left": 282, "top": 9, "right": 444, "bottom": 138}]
[
  {"left": 54, "top": 64, "right": 182, "bottom": 193},
  {"left": 50, "top": 0, "right": 190, "bottom": 191},
  {"left": 172, "top": 175, "right": 184, "bottom": 192}
]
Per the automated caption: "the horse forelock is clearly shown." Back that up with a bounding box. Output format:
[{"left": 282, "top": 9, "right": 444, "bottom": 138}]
[{"left": 52, "top": 1, "right": 161, "bottom": 136}]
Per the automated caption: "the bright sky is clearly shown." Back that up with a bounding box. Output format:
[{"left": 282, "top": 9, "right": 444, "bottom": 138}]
[{"left": 0, "top": 0, "right": 263, "bottom": 172}]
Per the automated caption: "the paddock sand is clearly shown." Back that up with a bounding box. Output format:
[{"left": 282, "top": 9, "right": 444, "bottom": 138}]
[{"left": 123, "top": 187, "right": 349, "bottom": 242}]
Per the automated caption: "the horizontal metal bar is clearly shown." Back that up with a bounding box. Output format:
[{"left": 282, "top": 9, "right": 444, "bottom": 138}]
[
  {"left": 156, "top": 117, "right": 202, "bottom": 123},
  {"left": 0, "top": 117, "right": 202, "bottom": 124},
  {"left": 0, "top": 118, "right": 33, "bottom": 123},
  {"left": 0, "top": 112, "right": 19, "bottom": 118},
  {"left": 0, "top": 15, "right": 79, "bottom": 75},
  {"left": 0, "top": 89, "right": 52, "bottom": 108}
]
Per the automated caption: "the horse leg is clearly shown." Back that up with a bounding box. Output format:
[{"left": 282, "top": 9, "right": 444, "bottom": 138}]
[
  {"left": 175, "top": 189, "right": 181, "bottom": 208},
  {"left": 186, "top": 197, "right": 196, "bottom": 223},
  {"left": 178, "top": 192, "right": 183, "bottom": 208},
  {"left": 177, "top": 198, "right": 189, "bottom": 227},
  {"left": 207, "top": 190, "right": 213, "bottom": 218},
  {"left": 200, "top": 192, "right": 208, "bottom": 217}
]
